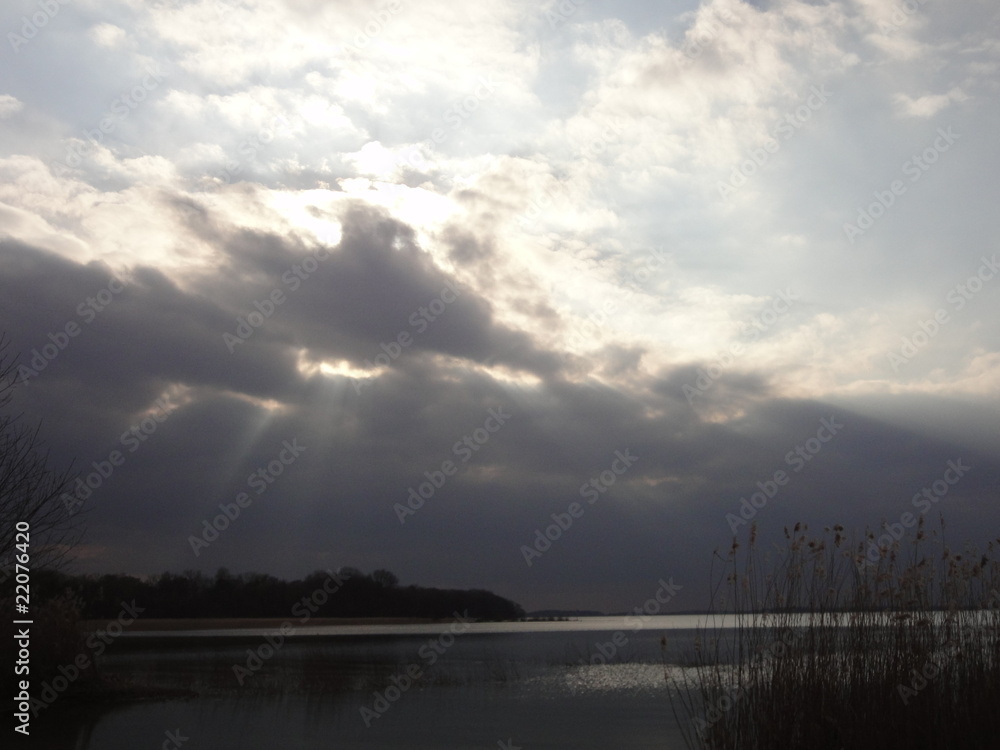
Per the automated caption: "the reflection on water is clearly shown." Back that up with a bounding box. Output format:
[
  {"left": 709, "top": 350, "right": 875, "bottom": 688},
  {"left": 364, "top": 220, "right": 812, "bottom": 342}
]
[{"left": 42, "top": 617, "right": 699, "bottom": 749}]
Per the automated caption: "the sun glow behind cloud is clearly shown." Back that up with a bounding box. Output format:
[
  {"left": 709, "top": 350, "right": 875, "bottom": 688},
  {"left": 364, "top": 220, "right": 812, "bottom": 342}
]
[{"left": 1, "top": 0, "right": 994, "bottom": 403}]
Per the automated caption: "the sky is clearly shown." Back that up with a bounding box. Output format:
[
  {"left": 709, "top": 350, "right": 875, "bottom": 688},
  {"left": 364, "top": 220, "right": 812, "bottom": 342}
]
[{"left": 0, "top": 0, "right": 998, "bottom": 613}]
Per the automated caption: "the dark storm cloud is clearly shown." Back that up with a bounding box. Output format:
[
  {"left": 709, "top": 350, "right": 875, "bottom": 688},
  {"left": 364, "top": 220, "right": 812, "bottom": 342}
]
[
  {"left": 2, "top": 203, "right": 999, "bottom": 613},
  {"left": 597, "top": 344, "right": 645, "bottom": 377},
  {"left": 178, "top": 199, "right": 565, "bottom": 378},
  {"left": 651, "top": 363, "right": 775, "bottom": 424},
  {"left": 316, "top": 370, "right": 1000, "bottom": 611},
  {"left": 0, "top": 238, "right": 304, "bottom": 411},
  {"left": 441, "top": 224, "right": 495, "bottom": 266}
]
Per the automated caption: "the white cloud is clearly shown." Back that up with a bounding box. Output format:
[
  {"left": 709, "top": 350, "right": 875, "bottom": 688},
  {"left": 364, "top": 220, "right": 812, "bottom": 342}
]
[
  {"left": 0, "top": 95, "right": 23, "bottom": 119},
  {"left": 894, "top": 88, "right": 969, "bottom": 118},
  {"left": 0, "top": 0, "right": 996, "bottom": 402},
  {"left": 89, "top": 22, "right": 128, "bottom": 47}
]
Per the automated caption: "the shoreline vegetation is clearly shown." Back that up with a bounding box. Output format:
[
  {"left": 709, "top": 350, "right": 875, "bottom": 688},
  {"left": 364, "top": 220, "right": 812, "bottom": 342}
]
[
  {"left": 1, "top": 566, "right": 526, "bottom": 709},
  {"left": 21, "top": 566, "right": 526, "bottom": 621},
  {"left": 666, "top": 517, "right": 1000, "bottom": 749},
  {"left": 7, "top": 517, "right": 999, "bottom": 749},
  {"left": 80, "top": 616, "right": 448, "bottom": 631}
]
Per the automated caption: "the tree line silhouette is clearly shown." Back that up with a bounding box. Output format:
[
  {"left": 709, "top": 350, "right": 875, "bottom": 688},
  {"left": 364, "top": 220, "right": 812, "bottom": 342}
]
[{"left": 29, "top": 566, "right": 527, "bottom": 621}]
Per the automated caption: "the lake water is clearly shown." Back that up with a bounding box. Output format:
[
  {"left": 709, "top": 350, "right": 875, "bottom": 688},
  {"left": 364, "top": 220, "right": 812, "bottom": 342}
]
[{"left": 37, "top": 616, "right": 715, "bottom": 749}]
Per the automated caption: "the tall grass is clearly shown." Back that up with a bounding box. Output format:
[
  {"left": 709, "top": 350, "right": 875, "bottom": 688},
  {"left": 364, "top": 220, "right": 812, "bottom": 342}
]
[{"left": 666, "top": 517, "right": 1000, "bottom": 749}]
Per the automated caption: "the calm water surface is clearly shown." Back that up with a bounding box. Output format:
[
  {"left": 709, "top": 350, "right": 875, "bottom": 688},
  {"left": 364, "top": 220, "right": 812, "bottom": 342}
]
[{"left": 41, "top": 616, "right": 718, "bottom": 749}]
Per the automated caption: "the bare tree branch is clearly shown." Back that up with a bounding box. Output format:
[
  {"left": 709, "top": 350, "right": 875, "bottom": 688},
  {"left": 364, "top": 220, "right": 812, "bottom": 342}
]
[{"left": 0, "top": 334, "right": 83, "bottom": 572}]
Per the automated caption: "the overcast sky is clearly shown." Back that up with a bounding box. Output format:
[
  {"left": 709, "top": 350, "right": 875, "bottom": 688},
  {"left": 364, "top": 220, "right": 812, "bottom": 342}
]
[{"left": 1, "top": 0, "right": 998, "bottom": 613}]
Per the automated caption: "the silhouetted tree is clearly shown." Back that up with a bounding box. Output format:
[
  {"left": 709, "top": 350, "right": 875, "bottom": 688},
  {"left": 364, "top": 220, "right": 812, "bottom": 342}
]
[
  {"left": 0, "top": 335, "right": 81, "bottom": 575},
  {"left": 371, "top": 568, "right": 399, "bottom": 588},
  {"left": 338, "top": 566, "right": 364, "bottom": 579},
  {"left": 32, "top": 566, "right": 526, "bottom": 621}
]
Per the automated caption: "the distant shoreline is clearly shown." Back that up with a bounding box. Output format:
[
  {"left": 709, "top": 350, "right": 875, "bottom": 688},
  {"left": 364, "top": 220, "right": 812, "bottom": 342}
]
[{"left": 80, "top": 616, "right": 441, "bottom": 632}]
